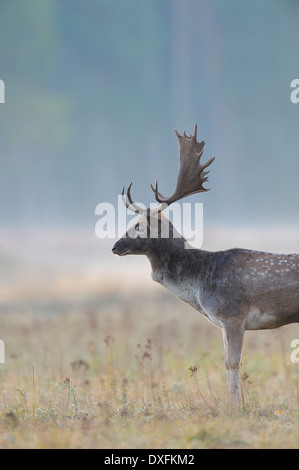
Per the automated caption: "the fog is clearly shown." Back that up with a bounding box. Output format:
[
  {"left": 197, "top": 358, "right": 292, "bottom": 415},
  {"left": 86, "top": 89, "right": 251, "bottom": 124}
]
[{"left": 0, "top": 0, "right": 298, "bottom": 303}]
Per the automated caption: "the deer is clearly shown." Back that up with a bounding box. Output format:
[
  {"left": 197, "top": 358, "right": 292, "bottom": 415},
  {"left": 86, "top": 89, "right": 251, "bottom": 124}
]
[{"left": 112, "top": 124, "right": 299, "bottom": 403}]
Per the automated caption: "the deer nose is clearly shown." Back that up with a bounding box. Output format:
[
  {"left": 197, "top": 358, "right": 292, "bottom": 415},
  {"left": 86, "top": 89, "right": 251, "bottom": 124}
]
[
  {"left": 112, "top": 241, "right": 119, "bottom": 253},
  {"left": 112, "top": 239, "right": 124, "bottom": 254}
]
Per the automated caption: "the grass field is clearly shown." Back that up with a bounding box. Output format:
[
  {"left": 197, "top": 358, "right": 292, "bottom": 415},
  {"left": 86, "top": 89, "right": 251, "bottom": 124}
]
[
  {"left": 0, "top": 230, "right": 298, "bottom": 449},
  {"left": 0, "top": 291, "right": 298, "bottom": 449}
]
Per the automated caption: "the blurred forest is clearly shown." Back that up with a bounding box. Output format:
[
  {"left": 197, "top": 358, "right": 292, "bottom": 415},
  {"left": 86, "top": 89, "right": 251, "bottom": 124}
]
[{"left": 0, "top": 0, "right": 298, "bottom": 231}]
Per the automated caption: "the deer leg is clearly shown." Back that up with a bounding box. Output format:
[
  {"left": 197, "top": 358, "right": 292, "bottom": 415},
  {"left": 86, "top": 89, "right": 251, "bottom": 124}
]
[{"left": 222, "top": 323, "right": 244, "bottom": 403}]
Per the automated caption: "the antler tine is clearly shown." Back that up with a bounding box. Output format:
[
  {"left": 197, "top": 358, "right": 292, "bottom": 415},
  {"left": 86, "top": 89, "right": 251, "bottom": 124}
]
[
  {"left": 149, "top": 179, "right": 167, "bottom": 214},
  {"left": 126, "top": 182, "right": 135, "bottom": 205},
  {"left": 201, "top": 156, "right": 215, "bottom": 170},
  {"left": 191, "top": 123, "right": 197, "bottom": 143},
  {"left": 121, "top": 182, "right": 145, "bottom": 214},
  {"left": 150, "top": 124, "right": 215, "bottom": 207},
  {"left": 150, "top": 178, "right": 161, "bottom": 200},
  {"left": 149, "top": 178, "right": 167, "bottom": 205},
  {"left": 121, "top": 186, "right": 131, "bottom": 211}
]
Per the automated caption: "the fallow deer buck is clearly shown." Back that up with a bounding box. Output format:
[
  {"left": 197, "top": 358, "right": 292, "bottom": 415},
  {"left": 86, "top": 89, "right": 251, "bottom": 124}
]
[{"left": 112, "top": 125, "right": 299, "bottom": 403}]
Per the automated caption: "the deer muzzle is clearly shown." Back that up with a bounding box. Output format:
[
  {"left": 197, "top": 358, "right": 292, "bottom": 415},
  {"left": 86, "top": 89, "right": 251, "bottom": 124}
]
[{"left": 112, "top": 239, "right": 130, "bottom": 256}]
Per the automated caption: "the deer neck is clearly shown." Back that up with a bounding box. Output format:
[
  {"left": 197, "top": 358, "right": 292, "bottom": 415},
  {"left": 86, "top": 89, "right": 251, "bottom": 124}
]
[
  {"left": 147, "top": 237, "right": 184, "bottom": 276},
  {"left": 146, "top": 237, "right": 208, "bottom": 307}
]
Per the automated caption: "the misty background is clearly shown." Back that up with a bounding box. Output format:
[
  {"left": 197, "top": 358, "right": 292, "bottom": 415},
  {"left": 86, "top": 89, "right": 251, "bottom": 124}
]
[{"left": 0, "top": 0, "right": 298, "bottom": 305}]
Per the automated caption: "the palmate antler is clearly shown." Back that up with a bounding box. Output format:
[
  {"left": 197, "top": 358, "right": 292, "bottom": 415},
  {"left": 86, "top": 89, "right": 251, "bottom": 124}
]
[
  {"left": 150, "top": 124, "right": 215, "bottom": 205},
  {"left": 121, "top": 124, "right": 215, "bottom": 214}
]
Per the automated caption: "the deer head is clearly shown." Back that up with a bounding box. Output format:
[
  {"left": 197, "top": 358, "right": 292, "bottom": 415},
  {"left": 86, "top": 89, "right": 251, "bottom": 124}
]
[{"left": 112, "top": 124, "right": 215, "bottom": 256}]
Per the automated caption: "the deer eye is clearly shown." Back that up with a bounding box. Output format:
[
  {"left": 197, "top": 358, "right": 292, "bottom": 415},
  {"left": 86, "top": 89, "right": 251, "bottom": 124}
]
[{"left": 135, "top": 223, "right": 144, "bottom": 233}]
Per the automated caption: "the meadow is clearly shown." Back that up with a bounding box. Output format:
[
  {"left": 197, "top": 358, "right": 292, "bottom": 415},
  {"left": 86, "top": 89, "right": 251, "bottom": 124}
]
[
  {"left": 0, "top": 231, "right": 298, "bottom": 449},
  {"left": 0, "top": 291, "right": 298, "bottom": 449}
]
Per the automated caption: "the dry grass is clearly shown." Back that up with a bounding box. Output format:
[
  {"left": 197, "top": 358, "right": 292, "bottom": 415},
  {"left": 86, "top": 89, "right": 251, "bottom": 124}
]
[{"left": 0, "top": 290, "right": 298, "bottom": 449}]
